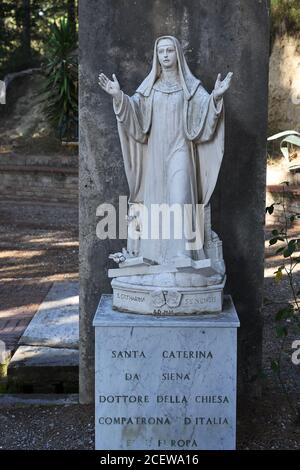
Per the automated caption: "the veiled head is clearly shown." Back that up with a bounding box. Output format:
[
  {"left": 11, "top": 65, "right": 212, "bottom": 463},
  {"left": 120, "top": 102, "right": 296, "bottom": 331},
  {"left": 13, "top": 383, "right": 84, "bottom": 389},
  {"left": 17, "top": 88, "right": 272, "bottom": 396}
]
[
  {"left": 137, "top": 36, "right": 200, "bottom": 100},
  {"left": 157, "top": 37, "right": 178, "bottom": 70}
]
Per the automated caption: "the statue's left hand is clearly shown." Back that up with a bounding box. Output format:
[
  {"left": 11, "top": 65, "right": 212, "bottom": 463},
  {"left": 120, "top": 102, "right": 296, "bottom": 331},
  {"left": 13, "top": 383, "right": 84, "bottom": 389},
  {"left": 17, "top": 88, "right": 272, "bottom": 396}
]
[{"left": 213, "top": 72, "right": 233, "bottom": 101}]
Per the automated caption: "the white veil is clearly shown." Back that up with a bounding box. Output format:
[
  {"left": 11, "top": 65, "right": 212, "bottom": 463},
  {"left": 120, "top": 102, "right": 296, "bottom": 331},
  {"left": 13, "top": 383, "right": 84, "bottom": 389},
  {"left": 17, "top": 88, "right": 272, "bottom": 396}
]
[{"left": 136, "top": 36, "right": 201, "bottom": 100}]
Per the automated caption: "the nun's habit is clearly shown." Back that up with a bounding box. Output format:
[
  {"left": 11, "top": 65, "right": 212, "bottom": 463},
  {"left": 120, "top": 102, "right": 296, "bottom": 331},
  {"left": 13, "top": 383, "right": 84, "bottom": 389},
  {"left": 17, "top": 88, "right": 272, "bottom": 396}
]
[{"left": 113, "top": 36, "right": 224, "bottom": 264}]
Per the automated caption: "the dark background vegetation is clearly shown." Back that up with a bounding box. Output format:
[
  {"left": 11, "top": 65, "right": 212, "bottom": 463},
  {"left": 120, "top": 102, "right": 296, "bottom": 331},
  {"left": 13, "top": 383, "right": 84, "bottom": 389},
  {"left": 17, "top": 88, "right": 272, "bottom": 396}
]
[
  {"left": 271, "top": 0, "right": 300, "bottom": 36},
  {"left": 0, "top": 1, "right": 78, "bottom": 140},
  {"left": 0, "top": 0, "right": 77, "bottom": 76},
  {"left": 0, "top": 1, "right": 299, "bottom": 78}
]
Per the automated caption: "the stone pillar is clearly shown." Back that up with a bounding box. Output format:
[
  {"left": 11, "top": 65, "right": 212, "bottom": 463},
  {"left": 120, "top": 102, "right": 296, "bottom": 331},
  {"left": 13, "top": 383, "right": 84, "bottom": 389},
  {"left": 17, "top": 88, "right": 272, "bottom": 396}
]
[{"left": 79, "top": 0, "right": 269, "bottom": 404}]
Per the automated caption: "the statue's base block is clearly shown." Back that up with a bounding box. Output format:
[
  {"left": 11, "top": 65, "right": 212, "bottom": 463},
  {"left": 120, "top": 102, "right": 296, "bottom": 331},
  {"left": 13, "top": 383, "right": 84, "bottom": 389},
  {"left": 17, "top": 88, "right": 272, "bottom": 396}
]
[
  {"left": 111, "top": 278, "right": 225, "bottom": 315},
  {"left": 93, "top": 295, "right": 240, "bottom": 450}
]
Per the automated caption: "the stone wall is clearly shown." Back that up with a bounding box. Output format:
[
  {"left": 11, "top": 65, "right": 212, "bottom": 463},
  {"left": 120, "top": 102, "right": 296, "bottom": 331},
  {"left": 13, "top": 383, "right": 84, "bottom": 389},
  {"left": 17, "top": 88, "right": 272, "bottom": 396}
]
[
  {"left": 269, "top": 34, "right": 300, "bottom": 133},
  {"left": 79, "top": 0, "right": 270, "bottom": 404},
  {"left": 0, "top": 153, "right": 78, "bottom": 204}
]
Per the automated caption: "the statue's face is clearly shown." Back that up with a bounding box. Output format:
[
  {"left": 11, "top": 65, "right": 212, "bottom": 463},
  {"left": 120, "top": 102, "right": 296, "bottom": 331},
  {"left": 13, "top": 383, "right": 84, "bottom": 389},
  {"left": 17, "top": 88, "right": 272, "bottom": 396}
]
[{"left": 157, "top": 38, "right": 177, "bottom": 70}]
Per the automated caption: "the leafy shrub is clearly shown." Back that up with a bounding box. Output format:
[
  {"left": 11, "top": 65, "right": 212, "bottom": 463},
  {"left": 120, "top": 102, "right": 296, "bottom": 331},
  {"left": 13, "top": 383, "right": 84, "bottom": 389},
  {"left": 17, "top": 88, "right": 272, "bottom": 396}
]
[
  {"left": 271, "top": 0, "right": 300, "bottom": 37},
  {"left": 41, "top": 17, "right": 78, "bottom": 140}
]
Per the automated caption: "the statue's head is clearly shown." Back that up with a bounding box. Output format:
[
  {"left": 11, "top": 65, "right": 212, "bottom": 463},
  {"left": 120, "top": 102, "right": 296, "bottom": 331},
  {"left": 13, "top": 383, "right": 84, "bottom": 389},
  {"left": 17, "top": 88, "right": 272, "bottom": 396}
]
[
  {"left": 156, "top": 37, "right": 178, "bottom": 70},
  {"left": 137, "top": 36, "right": 199, "bottom": 100}
]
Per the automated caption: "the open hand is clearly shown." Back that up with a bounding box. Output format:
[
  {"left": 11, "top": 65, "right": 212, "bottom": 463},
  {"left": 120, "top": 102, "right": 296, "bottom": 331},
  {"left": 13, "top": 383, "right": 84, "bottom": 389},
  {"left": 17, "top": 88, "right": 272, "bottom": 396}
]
[
  {"left": 213, "top": 72, "right": 233, "bottom": 101},
  {"left": 98, "top": 73, "right": 121, "bottom": 97}
]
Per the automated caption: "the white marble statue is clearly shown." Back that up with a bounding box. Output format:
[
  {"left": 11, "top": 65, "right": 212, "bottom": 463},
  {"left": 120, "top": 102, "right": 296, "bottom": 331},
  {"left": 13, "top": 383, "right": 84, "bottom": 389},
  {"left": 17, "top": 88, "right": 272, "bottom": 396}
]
[{"left": 98, "top": 36, "right": 233, "bottom": 315}]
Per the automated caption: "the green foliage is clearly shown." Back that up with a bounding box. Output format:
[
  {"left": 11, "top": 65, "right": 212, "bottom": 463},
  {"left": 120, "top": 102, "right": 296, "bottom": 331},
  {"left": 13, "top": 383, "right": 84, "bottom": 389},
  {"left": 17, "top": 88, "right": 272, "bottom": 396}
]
[
  {"left": 41, "top": 17, "right": 78, "bottom": 140},
  {"left": 271, "top": 0, "right": 300, "bottom": 37},
  {"left": 0, "top": 2, "right": 78, "bottom": 138},
  {"left": 0, "top": 1, "right": 22, "bottom": 74},
  {"left": 0, "top": 1, "right": 78, "bottom": 76},
  {"left": 267, "top": 181, "right": 300, "bottom": 422}
]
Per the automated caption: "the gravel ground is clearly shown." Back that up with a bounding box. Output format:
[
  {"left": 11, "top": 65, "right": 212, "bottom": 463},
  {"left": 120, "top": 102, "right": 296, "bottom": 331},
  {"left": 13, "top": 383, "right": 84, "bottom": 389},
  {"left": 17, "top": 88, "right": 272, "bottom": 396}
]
[
  {"left": 0, "top": 403, "right": 94, "bottom": 450},
  {"left": 0, "top": 200, "right": 78, "bottom": 352},
  {"left": 0, "top": 199, "right": 78, "bottom": 284}
]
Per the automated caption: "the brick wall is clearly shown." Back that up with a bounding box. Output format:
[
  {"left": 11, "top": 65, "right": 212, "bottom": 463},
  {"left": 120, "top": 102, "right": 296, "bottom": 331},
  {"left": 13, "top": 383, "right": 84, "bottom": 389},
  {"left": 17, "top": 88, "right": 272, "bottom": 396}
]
[{"left": 0, "top": 153, "right": 78, "bottom": 204}]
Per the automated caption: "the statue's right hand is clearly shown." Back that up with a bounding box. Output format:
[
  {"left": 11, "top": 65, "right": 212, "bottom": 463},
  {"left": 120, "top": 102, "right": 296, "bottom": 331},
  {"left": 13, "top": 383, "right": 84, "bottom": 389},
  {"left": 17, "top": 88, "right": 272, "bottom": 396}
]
[{"left": 98, "top": 73, "right": 121, "bottom": 97}]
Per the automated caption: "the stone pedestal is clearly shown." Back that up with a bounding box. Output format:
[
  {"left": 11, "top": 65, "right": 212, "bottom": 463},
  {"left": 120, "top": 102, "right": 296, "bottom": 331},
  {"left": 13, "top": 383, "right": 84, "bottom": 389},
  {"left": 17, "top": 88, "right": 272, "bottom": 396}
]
[
  {"left": 93, "top": 295, "right": 239, "bottom": 450},
  {"left": 112, "top": 277, "right": 225, "bottom": 315}
]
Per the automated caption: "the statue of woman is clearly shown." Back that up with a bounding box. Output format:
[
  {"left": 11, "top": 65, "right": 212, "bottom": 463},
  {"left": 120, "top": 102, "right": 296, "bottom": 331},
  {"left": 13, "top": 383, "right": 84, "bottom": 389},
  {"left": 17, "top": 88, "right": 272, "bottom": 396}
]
[{"left": 99, "top": 36, "right": 232, "bottom": 313}]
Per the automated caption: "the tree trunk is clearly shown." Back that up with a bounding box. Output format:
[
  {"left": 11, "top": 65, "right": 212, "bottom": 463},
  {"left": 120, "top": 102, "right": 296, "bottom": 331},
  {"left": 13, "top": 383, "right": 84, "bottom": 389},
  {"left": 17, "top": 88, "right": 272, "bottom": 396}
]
[
  {"left": 67, "top": 0, "right": 76, "bottom": 40},
  {"left": 22, "top": 0, "right": 31, "bottom": 63}
]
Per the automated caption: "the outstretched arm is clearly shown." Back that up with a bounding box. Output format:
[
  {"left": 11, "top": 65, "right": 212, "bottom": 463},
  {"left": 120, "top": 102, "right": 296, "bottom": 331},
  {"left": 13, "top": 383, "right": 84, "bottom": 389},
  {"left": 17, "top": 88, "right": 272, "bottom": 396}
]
[
  {"left": 98, "top": 73, "right": 122, "bottom": 106},
  {"left": 98, "top": 72, "right": 146, "bottom": 143},
  {"left": 195, "top": 72, "right": 232, "bottom": 142},
  {"left": 213, "top": 72, "right": 233, "bottom": 103}
]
